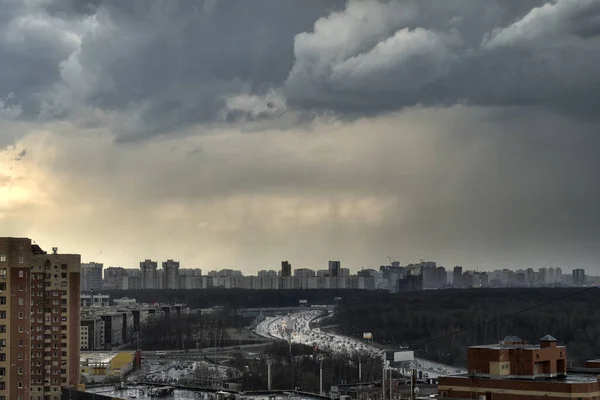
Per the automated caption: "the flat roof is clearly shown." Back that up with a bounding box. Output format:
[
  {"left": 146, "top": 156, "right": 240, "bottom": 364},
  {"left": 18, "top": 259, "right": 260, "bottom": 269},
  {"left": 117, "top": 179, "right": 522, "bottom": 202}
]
[
  {"left": 80, "top": 351, "right": 134, "bottom": 365},
  {"left": 442, "top": 373, "right": 598, "bottom": 384},
  {"left": 469, "top": 344, "right": 566, "bottom": 350}
]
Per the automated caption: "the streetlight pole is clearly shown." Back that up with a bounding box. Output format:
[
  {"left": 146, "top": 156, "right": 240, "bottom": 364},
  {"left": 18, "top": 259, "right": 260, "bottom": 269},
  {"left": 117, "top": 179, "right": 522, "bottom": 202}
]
[
  {"left": 389, "top": 368, "right": 392, "bottom": 400},
  {"left": 359, "top": 356, "right": 362, "bottom": 383},
  {"left": 382, "top": 362, "right": 386, "bottom": 400},
  {"left": 319, "top": 356, "right": 324, "bottom": 396},
  {"left": 267, "top": 358, "right": 272, "bottom": 390}
]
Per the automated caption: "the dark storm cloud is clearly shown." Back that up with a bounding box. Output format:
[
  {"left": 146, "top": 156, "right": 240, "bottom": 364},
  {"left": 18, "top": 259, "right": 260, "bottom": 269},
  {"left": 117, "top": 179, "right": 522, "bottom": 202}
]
[
  {"left": 285, "top": 0, "right": 600, "bottom": 118},
  {"left": 1, "top": 0, "right": 600, "bottom": 139}
]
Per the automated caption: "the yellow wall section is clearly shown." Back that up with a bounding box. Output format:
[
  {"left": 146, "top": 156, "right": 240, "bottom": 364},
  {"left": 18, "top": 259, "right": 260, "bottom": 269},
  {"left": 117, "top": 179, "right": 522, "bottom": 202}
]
[
  {"left": 489, "top": 361, "right": 511, "bottom": 376},
  {"left": 109, "top": 352, "right": 134, "bottom": 373}
]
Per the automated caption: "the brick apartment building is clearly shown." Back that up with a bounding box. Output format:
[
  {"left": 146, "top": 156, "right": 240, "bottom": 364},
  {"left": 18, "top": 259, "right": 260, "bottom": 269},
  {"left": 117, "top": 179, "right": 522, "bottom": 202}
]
[
  {"left": 0, "top": 237, "right": 81, "bottom": 400},
  {"left": 439, "top": 335, "right": 600, "bottom": 400}
]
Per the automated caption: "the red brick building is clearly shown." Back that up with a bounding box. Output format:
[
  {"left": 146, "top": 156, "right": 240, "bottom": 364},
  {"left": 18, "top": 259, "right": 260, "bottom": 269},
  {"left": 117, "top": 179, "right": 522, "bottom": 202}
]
[
  {"left": 439, "top": 335, "right": 600, "bottom": 400},
  {"left": 0, "top": 238, "right": 81, "bottom": 400}
]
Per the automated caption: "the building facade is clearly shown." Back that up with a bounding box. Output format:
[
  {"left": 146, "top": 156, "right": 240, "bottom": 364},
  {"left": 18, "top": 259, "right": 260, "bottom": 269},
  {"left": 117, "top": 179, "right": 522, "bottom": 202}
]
[
  {"left": 139, "top": 260, "right": 158, "bottom": 289},
  {"left": 436, "top": 335, "right": 600, "bottom": 400},
  {"left": 162, "top": 260, "right": 180, "bottom": 289},
  {"left": 80, "top": 262, "right": 103, "bottom": 292},
  {"left": 281, "top": 261, "right": 292, "bottom": 278},
  {"left": 0, "top": 237, "right": 81, "bottom": 400},
  {"left": 328, "top": 261, "right": 341, "bottom": 277}
]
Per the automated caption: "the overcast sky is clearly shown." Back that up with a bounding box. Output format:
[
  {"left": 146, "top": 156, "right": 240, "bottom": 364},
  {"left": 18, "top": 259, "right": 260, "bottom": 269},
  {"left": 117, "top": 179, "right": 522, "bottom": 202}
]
[{"left": 1, "top": 0, "right": 599, "bottom": 274}]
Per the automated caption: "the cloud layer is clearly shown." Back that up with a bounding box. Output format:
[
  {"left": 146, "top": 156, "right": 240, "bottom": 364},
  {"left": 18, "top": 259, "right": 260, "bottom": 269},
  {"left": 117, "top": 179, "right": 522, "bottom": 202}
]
[{"left": 1, "top": 0, "right": 599, "bottom": 140}]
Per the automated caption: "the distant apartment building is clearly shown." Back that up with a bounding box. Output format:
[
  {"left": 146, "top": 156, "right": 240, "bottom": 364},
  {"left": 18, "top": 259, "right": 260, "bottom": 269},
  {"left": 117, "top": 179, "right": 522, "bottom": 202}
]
[
  {"left": 103, "top": 267, "right": 128, "bottom": 290},
  {"left": 294, "top": 268, "right": 315, "bottom": 289},
  {"left": 398, "top": 274, "right": 423, "bottom": 292},
  {"left": 208, "top": 269, "right": 242, "bottom": 277},
  {"left": 179, "top": 268, "right": 202, "bottom": 289},
  {"left": 328, "top": 260, "right": 341, "bottom": 277},
  {"left": 453, "top": 266, "right": 463, "bottom": 288},
  {"left": 162, "top": 259, "right": 180, "bottom": 289},
  {"left": 81, "top": 262, "right": 103, "bottom": 292},
  {"left": 437, "top": 335, "right": 600, "bottom": 400},
  {"left": 102, "top": 267, "right": 141, "bottom": 290},
  {"left": 572, "top": 269, "right": 586, "bottom": 286},
  {"left": 140, "top": 259, "right": 158, "bottom": 289},
  {"left": 100, "top": 313, "right": 125, "bottom": 347},
  {"left": 80, "top": 318, "right": 105, "bottom": 351},
  {"left": 0, "top": 237, "right": 81, "bottom": 400},
  {"left": 281, "top": 261, "right": 292, "bottom": 278}
]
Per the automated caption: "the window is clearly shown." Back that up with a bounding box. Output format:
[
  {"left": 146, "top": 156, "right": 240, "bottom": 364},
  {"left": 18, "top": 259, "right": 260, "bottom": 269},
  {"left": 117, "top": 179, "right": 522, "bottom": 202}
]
[
  {"left": 0, "top": 353, "right": 5, "bottom": 361},
  {"left": 18, "top": 325, "right": 23, "bottom": 332},
  {"left": 0, "top": 254, "right": 5, "bottom": 262},
  {"left": 18, "top": 270, "right": 24, "bottom": 277},
  {"left": 0, "top": 297, "right": 5, "bottom": 305},
  {"left": 18, "top": 367, "right": 23, "bottom": 374},
  {"left": 0, "top": 269, "right": 6, "bottom": 279},
  {"left": 17, "top": 381, "right": 23, "bottom": 388},
  {"left": 18, "top": 339, "right": 23, "bottom": 346},
  {"left": 0, "top": 311, "right": 6, "bottom": 319},
  {"left": 18, "top": 284, "right": 24, "bottom": 291},
  {"left": 18, "top": 256, "right": 24, "bottom": 264},
  {"left": 18, "top": 312, "right": 23, "bottom": 319},
  {"left": 18, "top": 297, "right": 24, "bottom": 305}
]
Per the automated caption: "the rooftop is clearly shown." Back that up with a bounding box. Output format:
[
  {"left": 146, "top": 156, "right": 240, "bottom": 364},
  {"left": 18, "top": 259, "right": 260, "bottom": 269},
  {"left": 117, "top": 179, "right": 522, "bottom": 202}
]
[
  {"left": 469, "top": 343, "right": 565, "bottom": 350},
  {"left": 80, "top": 351, "right": 124, "bottom": 365},
  {"left": 469, "top": 334, "right": 563, "bottom": 350},
  {"left": 444, "top": 373, "right": 598, "bottom": 384}
]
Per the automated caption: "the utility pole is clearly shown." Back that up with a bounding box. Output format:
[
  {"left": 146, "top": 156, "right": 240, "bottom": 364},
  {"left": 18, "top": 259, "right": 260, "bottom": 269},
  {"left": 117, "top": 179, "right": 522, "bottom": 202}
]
[
  {"left": 359, "top": 356, "right": 362, "bottom": 382},
  {"left": 410, "top": 369, "right": 417, "bottom": 400},
  {"left": 267, "top": 358, "right": 272, "bottom": 390},
  {"left": 319, "top": 356, "right": 324, "bottom": 396},
  {"left": 389, "top": 368, "right": 392, "bottom": 400},
  {"left": 382, "top": 362, "right": 386, "bottom": 400}
]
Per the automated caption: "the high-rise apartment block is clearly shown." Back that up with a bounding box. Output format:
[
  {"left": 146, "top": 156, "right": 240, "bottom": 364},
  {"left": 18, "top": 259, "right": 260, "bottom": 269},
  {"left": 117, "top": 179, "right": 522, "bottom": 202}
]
[
  {"left": 140, "top": 260, "right": 158, "bottom": 289},
  {"left": 281, "top": 261, "right": 292, "bottom": 278},
  {"left": 162, "top": 260, "right": 180, "bottom": 289},
  {"left": 0, "top": 237, "right": 81, "bottom": 400},
  {"left": 328, "top": 260, "right": 341, "bottom": 277},
  {"left": 80, "top": 262, "right": 103, "bottom": 292},
  {"left": 572, "top": 269, "right": 586, "bottom": 286}
]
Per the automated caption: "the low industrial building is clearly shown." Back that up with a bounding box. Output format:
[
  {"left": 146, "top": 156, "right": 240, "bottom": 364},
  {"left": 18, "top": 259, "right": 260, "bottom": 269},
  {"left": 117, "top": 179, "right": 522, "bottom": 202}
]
[
  {"left": 439, "top": 335, "right": 600, "bottom": 400},
  {"left": 80, "top": 351, "right": 139, "bottom": 383}
]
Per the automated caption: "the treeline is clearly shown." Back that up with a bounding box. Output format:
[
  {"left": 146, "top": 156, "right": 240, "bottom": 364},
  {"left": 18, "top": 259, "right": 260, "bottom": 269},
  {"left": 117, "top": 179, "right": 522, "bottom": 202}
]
[
  {"left": 333, "top": 288, "right": 600, "bottom": 366},
  {"left": 137, "top": 308, "right": 256, "bottom": 350},
  {"left": 104, "top": 288, "right": 361, "bottom": 308},
  {"left": 228, "top": 342, "right": 384, "bottom": 392}
]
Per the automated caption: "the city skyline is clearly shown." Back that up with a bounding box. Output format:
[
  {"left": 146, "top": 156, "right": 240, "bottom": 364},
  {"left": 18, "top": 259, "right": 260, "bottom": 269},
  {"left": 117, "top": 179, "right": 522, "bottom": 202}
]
[
  {"left": 84, "top": 257, "right": 590, "bottom": 276},
  {"left": 1, "top": 1, "right": 599, "bottom": 274}
]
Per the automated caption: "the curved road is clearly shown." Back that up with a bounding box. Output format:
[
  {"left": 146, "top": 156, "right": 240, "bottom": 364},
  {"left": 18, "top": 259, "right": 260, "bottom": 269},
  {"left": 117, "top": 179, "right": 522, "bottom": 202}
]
[{"left": 254, "top": 310, "right": 467, "bottom": 378}]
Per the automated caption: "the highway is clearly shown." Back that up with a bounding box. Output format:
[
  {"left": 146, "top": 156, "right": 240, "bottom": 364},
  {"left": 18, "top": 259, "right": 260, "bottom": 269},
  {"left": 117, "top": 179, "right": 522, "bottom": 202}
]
[{"left": 254, "top": 310, "right": 467, "bottom": 378}]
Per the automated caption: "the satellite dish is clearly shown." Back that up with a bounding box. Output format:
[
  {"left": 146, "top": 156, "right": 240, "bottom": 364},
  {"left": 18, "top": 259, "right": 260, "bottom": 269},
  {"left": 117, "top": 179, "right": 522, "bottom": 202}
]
[{"left": 414, "top": 387, "right": 420, "bottom": 394}]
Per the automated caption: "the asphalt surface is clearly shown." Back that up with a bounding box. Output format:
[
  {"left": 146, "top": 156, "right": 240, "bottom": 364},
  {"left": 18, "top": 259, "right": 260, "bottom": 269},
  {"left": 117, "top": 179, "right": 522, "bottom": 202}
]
[{"left": 254, "top": 310, "right": 467, "bottom": 378}]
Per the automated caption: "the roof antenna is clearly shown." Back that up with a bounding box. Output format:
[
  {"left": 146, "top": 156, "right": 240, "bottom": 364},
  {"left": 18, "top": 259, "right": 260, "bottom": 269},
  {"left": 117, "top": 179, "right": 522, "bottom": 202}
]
[{"left": 52, "top": 247, "right": 58, "bottom": 254}]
